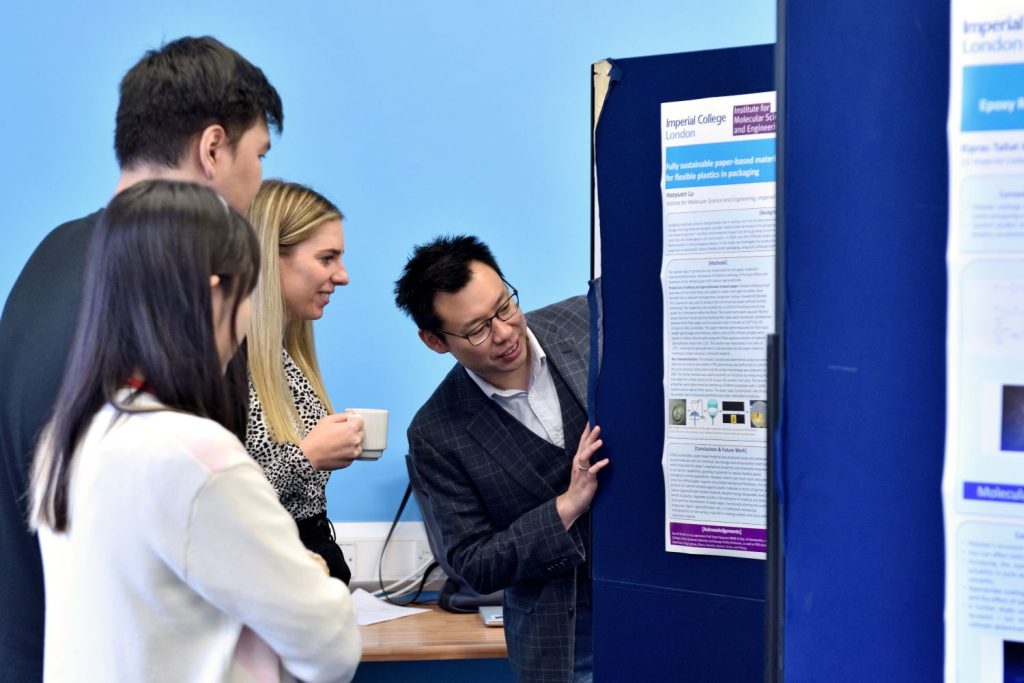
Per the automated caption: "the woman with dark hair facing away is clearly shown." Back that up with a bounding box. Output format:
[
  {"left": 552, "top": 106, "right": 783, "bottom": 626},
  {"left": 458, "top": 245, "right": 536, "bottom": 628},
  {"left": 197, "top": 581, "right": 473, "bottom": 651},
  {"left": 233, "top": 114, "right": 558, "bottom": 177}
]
[
  {"left": 244, "top": 179, "right": 362, "bottom": 583},
  {"left": 29, "top": 180, "right": 360, "bottom": 683}
]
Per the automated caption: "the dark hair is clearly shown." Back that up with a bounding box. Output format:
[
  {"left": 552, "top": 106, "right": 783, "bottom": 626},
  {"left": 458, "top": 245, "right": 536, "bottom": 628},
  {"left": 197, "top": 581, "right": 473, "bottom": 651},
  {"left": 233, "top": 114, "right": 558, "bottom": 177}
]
[
  {"left": 114, "top": 36, "right": 283, "bottom": 170},
  {"left": 394, "top": 234, "right": 504, "bottom": 333},
  {"left": 33, "top": 180, "right": 260, "bottom": 531}
]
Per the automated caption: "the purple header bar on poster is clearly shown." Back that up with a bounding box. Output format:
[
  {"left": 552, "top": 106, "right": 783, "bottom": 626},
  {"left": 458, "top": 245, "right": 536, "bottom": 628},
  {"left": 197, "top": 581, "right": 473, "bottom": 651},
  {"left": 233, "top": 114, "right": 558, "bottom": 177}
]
[
  {"left": 670, "top": 522, "right": 766, "bottom": 553},
  {"left": 963, "top": 481, "right": 1024, "bottom": 503},
  {"left": 733, "top": 102, "right": 776, "bottom": 136}
]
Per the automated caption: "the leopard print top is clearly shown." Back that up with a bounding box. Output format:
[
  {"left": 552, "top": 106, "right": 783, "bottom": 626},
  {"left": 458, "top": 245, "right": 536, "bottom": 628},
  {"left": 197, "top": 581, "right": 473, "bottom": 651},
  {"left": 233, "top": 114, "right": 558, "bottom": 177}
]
[{"left": 245, "top": 349, "right": 330, "bottom": 520}]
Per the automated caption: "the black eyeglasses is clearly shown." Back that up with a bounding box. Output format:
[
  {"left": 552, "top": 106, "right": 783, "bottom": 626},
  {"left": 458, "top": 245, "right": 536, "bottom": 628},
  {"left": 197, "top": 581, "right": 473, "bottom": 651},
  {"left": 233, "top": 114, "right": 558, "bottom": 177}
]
[{"left": 437, "top": 288, "right": 520, "bottom": 346}]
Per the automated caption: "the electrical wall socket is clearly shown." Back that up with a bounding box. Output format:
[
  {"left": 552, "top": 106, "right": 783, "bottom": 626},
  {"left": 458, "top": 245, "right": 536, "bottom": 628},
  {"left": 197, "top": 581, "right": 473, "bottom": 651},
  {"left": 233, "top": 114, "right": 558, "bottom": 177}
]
[
  {"left": 333, "top": 521, "right": 446, "bottom": 593},
  {"left": 338, "top": 543, "right": 357, "bottom": 571}
]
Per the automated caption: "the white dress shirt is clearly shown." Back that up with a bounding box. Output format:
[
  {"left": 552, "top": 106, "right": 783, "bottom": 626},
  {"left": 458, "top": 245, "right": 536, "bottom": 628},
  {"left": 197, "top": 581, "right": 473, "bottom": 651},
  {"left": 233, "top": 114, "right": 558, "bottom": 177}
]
[{"left": 466, "top": 327, "right": 565, "bottom": 447}]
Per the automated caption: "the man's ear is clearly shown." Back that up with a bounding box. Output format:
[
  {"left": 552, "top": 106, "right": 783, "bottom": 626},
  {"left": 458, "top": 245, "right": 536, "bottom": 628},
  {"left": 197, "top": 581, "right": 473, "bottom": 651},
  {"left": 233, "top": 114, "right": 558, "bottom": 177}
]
[
  {"left": 197, "top": 124, "right": 229, "bottom": 181},
  {"left": 418, "top": 329, "right": 449, "bottom": 355}
]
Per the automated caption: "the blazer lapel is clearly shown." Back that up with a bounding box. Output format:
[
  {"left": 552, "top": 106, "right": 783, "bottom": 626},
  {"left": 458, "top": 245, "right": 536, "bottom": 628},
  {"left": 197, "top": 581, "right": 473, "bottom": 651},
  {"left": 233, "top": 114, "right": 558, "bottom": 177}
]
[
  {"left": 454, "top": 370, "right": 560, "bottom": 499},
  {"left": 547, "top": 337, "right": 587, "bottom": 411},
  {"left": 531, "top": 308, "right": 589, "bottom": 417}
]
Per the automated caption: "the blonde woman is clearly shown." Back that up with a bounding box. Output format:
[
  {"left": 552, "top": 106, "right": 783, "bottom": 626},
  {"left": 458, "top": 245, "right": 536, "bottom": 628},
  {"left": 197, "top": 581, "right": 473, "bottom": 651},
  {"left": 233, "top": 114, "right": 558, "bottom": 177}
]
[{"left": 246, "top": 179, "right": 363, "bottom": 583}]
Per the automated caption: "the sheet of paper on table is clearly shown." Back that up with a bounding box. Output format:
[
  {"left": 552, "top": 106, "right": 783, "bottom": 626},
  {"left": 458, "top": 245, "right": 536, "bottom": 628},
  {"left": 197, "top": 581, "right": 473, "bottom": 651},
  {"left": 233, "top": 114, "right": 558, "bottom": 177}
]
[{"left": 349, "top": 588, "right": 430, "bottom": 626}]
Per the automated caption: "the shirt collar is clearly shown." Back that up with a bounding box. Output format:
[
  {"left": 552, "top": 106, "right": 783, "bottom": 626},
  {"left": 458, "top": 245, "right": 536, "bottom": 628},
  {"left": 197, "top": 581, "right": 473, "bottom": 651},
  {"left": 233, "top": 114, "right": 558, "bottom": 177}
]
[{"left": 465, "top": 327, "right": 547, "bottom": 399}]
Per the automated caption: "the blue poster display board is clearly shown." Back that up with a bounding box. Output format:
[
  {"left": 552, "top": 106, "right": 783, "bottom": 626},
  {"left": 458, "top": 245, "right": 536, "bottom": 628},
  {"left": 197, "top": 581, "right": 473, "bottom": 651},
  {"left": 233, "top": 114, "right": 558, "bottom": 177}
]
[
  {"left": 591, "top": 44, "right": 773, "bottom": 681},
  {"left": 773, "top": 1, "right": 948, "bottom": 680},
  {"left": 593, "top": 1, "right": 948, "bottom": 675}
]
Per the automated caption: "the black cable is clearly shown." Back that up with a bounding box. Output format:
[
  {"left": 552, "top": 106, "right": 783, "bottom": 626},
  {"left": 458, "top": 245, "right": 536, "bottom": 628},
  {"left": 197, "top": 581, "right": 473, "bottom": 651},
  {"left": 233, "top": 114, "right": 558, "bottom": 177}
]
[
  {"left": 377, "top": 484, "right": 438, "bottom": 605},
  {"left": 393, "top": 560, "right": 441, "bottom": 606}
]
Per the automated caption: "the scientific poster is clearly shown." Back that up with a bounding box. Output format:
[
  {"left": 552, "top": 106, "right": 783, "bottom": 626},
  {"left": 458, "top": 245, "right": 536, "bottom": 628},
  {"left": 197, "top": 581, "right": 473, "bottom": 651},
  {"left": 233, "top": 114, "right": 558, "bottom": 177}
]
[
  {"left": 660, "top": 91, "right": 775, "bottom": 559},
  {"left": 944, "top": 4, "right": 1024, "bottom": 681}
]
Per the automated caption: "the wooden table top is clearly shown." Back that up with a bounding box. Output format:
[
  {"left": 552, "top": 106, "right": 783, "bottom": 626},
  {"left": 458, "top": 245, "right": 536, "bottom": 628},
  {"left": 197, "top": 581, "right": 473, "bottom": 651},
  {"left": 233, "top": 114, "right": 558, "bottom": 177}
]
[{"left": 359, "top": 603, "right": 508, "bottom": 662}]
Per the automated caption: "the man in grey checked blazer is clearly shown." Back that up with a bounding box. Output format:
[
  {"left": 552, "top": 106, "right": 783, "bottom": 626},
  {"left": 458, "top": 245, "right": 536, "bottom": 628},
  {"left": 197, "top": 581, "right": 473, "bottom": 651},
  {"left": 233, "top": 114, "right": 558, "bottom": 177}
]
[{"left": 395, "top": 236, "right": 608, "bottom": 683}]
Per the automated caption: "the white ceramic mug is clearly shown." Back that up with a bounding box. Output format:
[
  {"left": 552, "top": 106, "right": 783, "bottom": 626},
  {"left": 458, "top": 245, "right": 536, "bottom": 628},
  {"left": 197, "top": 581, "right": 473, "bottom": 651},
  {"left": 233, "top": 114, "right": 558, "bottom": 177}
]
[{"left": 346, "top": 408, "right": 388, "bottom": 461}]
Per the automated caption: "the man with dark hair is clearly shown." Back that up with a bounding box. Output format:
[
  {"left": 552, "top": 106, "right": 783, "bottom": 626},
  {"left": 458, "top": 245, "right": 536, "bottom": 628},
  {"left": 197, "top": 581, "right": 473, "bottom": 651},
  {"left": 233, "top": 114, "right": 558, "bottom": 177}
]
[
  {"left": 0, "top": 36, "right": 282, "bottom": 682},
  {"left": 395, "top": 235, "right": 608, "bottom": 683}
]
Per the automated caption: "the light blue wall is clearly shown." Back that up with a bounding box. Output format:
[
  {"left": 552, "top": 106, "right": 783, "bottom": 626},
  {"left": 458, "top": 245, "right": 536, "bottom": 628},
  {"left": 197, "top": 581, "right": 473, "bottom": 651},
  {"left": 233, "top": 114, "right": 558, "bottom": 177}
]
[{"left": 0, "top": 1, "right": 775, "bottom": 523}]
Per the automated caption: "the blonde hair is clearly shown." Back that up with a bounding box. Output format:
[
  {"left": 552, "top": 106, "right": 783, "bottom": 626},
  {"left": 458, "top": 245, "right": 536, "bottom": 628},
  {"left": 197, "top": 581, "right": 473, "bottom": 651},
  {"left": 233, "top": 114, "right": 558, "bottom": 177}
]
[{"left": 247, "top": 179, "right": 343, "bottom": 443}]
